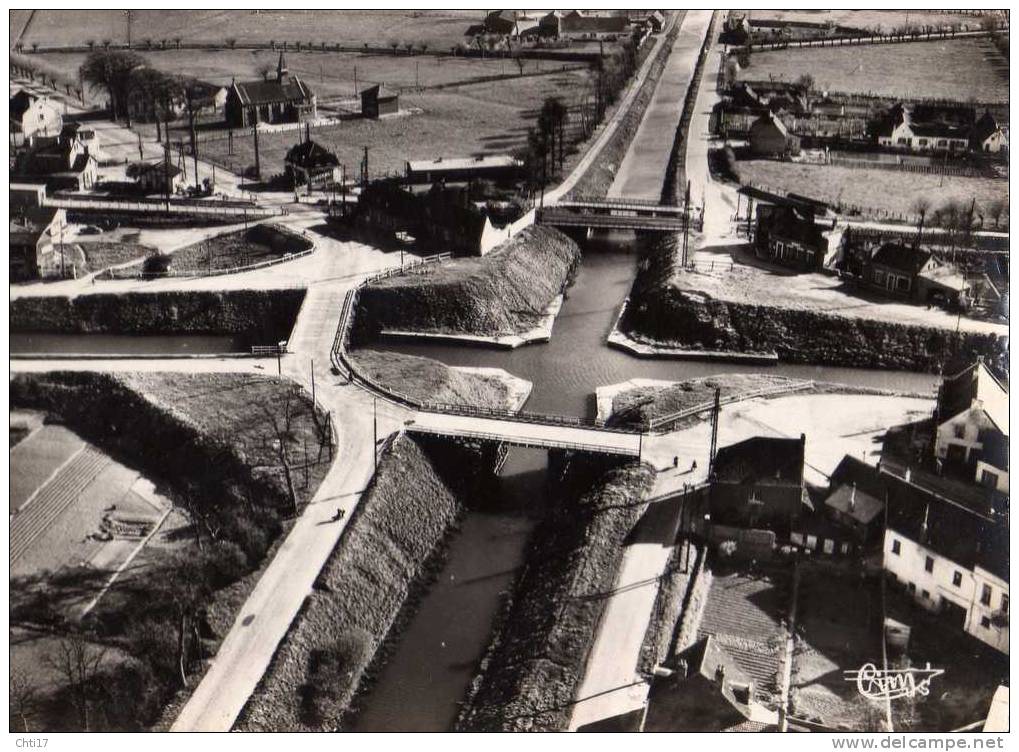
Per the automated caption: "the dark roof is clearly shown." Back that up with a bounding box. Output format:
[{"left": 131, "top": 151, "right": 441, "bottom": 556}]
[
  {"left": 971, "top": 110, "right": 1002, "bottom": 144},
  {"left": 232, "top": 76, "right": 313, "bottom": 107},
  {"left": 285, "top": 139, "right": 339, "bottom": 169},
  {"left": 561, "top": 14, "right": 628, "bottom": 33},
  {"left": 10, "top": 90, "right": 36, "bottom": 120},
  {"left": 825, "top": 457, "right": 886, "bottom": 525},
  {"left": 127, "top": 161, "right": 181, "bottom": 179},
  {"left": 10, "top": 205, "right": 58, "bottom": 244},
  {"left": 758, "top": 204, "right": 823, "bottom": 248},
  {"left": 713, "top": 436, "right": 805, "bottom": 486},
  {"left": 869, "top": 243, "right": 933, "bottom": 274},
  {"left": 361, "top": 84, "right": 398, "bottom": 101}
]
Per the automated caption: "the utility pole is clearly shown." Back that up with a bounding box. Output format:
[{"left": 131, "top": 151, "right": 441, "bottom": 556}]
[
  {"left": 252, "top": 120, "right": 261, "bottom": 179},
  {"left": 310, "top": 358, "right": 316, "bottom": 405},
  {"left": 125, "top": 10, "right": 132, "bottom": 48},
  {"left": 682, "top": 180, "right": 691, "bottom": 266},
  {"left": 707, "top": 387, "right": 721, "bottom": 475},
  {"left": 372, "top": 397, "right": 378, "bottom": 473},
  {"left": 353, "top": 65, "right": 357, "bottom": 97},
  {"left": 185, "top": 83, "right": 199, "bottom": 191},
  {"left": 361, "top": 146, "right": 369, "bottom": 186}
]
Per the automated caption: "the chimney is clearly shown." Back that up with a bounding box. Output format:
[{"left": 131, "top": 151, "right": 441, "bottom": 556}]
[
  {"left": 920, "top": 503, "right": 929, "bottom": 543},
  {"left": 849, "top": 483, "right": 856, "bottom": 512}
]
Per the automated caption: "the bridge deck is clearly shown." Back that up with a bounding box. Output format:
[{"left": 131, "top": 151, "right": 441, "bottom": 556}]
[
  {"left": 555, "top": 198, "right": 685, "bottom": 215},
  {"left": 409, "top": 412, "right": 642, "bottom": 456},
  {"left": 539, "top": 209, "right": 687, "bottom": 232}
]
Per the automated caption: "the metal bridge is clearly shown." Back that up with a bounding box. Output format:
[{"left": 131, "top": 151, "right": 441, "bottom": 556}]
[{"left": 537, "top": 197, "right": 691, "bottom": 233}]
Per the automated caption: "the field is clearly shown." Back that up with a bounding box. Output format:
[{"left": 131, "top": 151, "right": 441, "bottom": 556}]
[
  {"left": 55, "top": 240, "right": 156, "bottom": 273},
  {"left": 13, "top": 10, "right": 479, "bottom": 50},
  {"left": 789, "top": 566, "right": 885, "bottom": 730},
  {"left": 746, "top": 10, "right": 999, "bottom": 33},
  {"left": 696, "top": 566, "right": 790, "bottom": 706},
  {"left": 738, "top": 38, "right": 1008, "bottom": 102},
  {"left": 737, "top": 160, "right": 1009, "bottom": 225}
]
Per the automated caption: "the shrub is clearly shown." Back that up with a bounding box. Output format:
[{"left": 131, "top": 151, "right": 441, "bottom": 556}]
[
  {"left": 141, "top": 253, "right": 171, "bottom": 277},
  {"left": 718, "top": 540, "right": 738, "bottom": 559}
]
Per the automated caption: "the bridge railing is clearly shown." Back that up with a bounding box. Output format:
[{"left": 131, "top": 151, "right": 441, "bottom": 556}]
[
  {"left": 408, "top": 424, "right": 639, "bottom": 455},
  {"left": 649, "top": 381, "right": 815, "bottom": 432},
  {"left": 420, "top": 402, "right": 642, "bottom": 434}
]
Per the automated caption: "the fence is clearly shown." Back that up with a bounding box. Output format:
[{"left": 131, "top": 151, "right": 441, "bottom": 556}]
[
  {"left": 45, "top": 192, "right": 275, "bottom": 218},
  {"left": 649, "top": 380, "right": 815, "bottom": 432},
  {"left": 827, "top": 156, "right": 994, "bottom": 179},
  {"left": 746, "top": 25, "right": 1006, "bottom": 51}
]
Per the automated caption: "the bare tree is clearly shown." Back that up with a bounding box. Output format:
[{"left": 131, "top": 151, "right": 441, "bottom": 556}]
[
  {"left": 44, "top": 635, "right": 107, "bottom": 731},
  {"left": 10, "top": 668, "right": 40, "bottom": 732},
  {"left": 258, "top": 387, "right": 302, "bottom": 514},
  {"left": 987, "top": 198, "right": 1006, "bottom": 229}
]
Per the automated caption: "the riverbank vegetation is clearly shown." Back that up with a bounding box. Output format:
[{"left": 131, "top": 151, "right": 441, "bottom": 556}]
[
  {"left": 237, "top": 434, "right": 494, "bottom": 731},
  {"left": 356, "top": 225, "right": 579, "bottom": 338},
  {"left": 458, "top": 456, "right": 656, "bottom": 731},
  {"left": 9, "top": 372, "right": 331, "bottom": 731}
]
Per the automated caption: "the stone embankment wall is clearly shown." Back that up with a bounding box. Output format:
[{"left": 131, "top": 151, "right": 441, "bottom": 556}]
[
  {"left": 11, "top": 289, "right": 305, "bottom": 345},
  {"left": 354, "top": 226, "right": 580, "bottom": 339},
  {"left": 624, "top": 285, "right": 1005, "bottom": 372}
]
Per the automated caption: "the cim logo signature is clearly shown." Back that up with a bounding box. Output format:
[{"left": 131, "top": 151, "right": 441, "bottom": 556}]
[{"left": 844, "top": 663, "right": 944, "bottom": 701}]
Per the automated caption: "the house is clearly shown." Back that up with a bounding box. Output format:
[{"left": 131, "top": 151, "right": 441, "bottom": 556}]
[
  {"left": 709, "top": 435, "right": 808, "bottom": 532},
  {"left": 643, "top": 636, "right": 778, "bottom": 732},
  {"left": 353, "top": 180, "right": 499, "bottom": 257},
  {"left": 10, "top": 204, "right": 64, "bottom": 281},
  {"left": 360, "top": 84, "right": 399, "bottom": 119},
  {"left": 10, "top": 90, "right": 62, "bottom": 145},
  {"left": 754, "top": 204, "right": 845, "bottom": 271},
  {"left": 729, "top": 82, "right": 765, "bottom": 111},
  {"left": 823, "top": 456, "right": 888, "bottom": 547},
  {"left": 861, "top": 242, "right": 939, "bottom": 298},
  {"left": 876, "top": 103, "right": 971, "bottom": 152},
  {"left": 405, "top": 154, "right": 522, "bottom": 185},
  {"left": 645, "top": 10, "right": 666, "bottom": 32},
  {"left": 12, "top": 127, "right": 98, "bottom": 191},
  {"left": 720, "top": 13, "right": 751, "bottom": 45},
  {"left": 748, "top": 111, "right": 798, "bottom": 157},
  {"left": 934, "top": 360, "right": 1009, "bottom": 492},
  {"left": 983, "top": 686, "right": 1009, "bottom": 732},
  {"left": 883, "top": 485, "right": 1008, "bottom": 654},
  {"left": 970, "top": 110, "right": 1008, "bottom": 154},
  {"left": 284, "top": 138, "right": 340, "bottom": 189},
  {"left": 127, "top": 160, "right": 184, "bottom": 194},
  {"left": 59, "top": 122, "right": 102, "bottom": 162},
  {"left": 557, "top": 13, "right": 629, "bottom": 40},
  {"left": 225, "top": 52, "right": 317, "bottom": 128},
  {"left": 483, "top": 10, "right": 521, "bottom": 35}
]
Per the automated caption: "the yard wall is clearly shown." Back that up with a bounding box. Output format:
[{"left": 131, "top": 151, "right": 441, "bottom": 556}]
[
  {"left": 354, "top": 225, "right": 579, "bottom": 339},
  {"left": 457, "top": 456, "right": 657, "bottom": 732},
  {"left": 237, "top": 433, "right": 499, "bottom": 731},
  {"left": 10, "top": 289, "right": 305, "bottom": 346},
  {"left": 622, "top": 284, "right": 1006, "bottom": 372}
]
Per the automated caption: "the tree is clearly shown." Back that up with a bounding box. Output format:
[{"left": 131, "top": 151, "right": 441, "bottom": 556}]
[
  {"left": 226, "top": 37, "right": 237, "bottom": 49},
  {"left": 911, "top": 196, "right": 931, "bottom": 244},
  {"left": 79, "top": 48, "right": 146, "bottom": 124},
  {"left": 796, "top": 73, "right": 815, "bottom": 93},
  {"left": 45, "top": 635, "right": 107, "bottom": 731},
  {"left": 540, "top": 96, "right": 569, "bottom": 170},
  {"left": 389, "top": 39, "right": 400, "bottom": 55},
  {"left": 404, "top": 41, "right": 414, "bottom": 55},
  {"left": 987, "top": 198, "right": 1006, "bottom": 229},
  {"left": 10, "top": 668, "right": 40, "bottom": 732},
  {"left": 257, "top": 386, "right": 302, "bottom": 514}
]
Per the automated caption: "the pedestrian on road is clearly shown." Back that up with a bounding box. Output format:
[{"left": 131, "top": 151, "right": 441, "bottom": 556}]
[
  {"left": 673, "top": 456, "right": 679, "bottom": 469},
  {"left": 333, "top": 508, "right": 345, "bottom": 522},
  {"left": 691, "top": 460, "right": 698, "bottom": 471}
]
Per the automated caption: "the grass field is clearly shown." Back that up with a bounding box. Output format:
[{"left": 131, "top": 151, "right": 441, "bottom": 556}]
[
  {"left": 55, "top": 241, "right": 155, "bottom": 272},
  {"left": 14, "top": 10, "right": 479, "bottom": 50},
  {"left": 745, "top": 10, "right": 998, "bottom": 33},
  {"left": 738, "top": 37, "right": 1008, "bottom": 102},
  {"left": 737, "top": 160, "right": 1008, "bottom": 224}
]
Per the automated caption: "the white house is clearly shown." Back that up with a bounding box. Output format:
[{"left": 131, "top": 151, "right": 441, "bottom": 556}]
[
  {"left": 883, "top": 492, "right": 1008, "bottom": 655},
  {"left": 877, "top": 104, "right": 969, "bottom": 152},
  {"left": 970, "top": 110, "right": 1008, "bottom": 154},
  {"left": 10, "top": 90, "right": 63, "bottom": 145},
  {"left": 934, "top": 360, "right": 1009, "bottom": 493}
]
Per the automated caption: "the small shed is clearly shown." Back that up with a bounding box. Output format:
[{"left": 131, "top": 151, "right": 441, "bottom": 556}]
[
  {"left": 749, "top": 112, "right": 796, "bottom": 157},
  {"left": 285, "top": 138, "right": 340, "bottom": 189},
  {"left": 361, "top": 84, "right": 399, "bottom": 120},
  {"left": 127, "top": 161, "right": 183, "bottom": 195}
]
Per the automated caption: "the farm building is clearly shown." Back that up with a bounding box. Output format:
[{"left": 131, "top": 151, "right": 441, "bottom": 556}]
[
  {"left": 127, "top": 160, "right": 184, "bottom": 194},
  {"left": 753, "top": 204, "right": 844, "bottom": 272},
  {"left": 10, "top": 90, "right": 62, "bottom": 145},
  {"left": 225, "top": 52, "right": 317, "bottom": 128},
  {"left": 748, "top": 112, "right": 798, "bottom": 157},
  {"left": 284, "top": 138, "right": 340, "bottom": 189},
  {"left": 360, "top": 85, "right": 399, "bottom": 119},
  {"left": 557, "top": 13, "right": 629, "bottom": 39},
  {"left": 405, "top": 154, "right": 522, "bottom": 185},
  {"left": 11, "top": 127, "right": 98, "bottom": 191},
  {"left": 709, "top": 435, "right": 808, "bottom": 532},
  {"left": 822, "top": 456, "right": 888, "bottom": 547},
  {"left": 9, "top": 204, "right": 63, "bottom": 281},
  {"left": 934, "top": 359, "right": 1009, "bottom": 493},
  {"left": 883, "top": 482, "right": 1008, "bottom": 654},
  {"left": 861, "top": 242, "right": 969, "bottom": 305},
  {"left": 643, "top": 636, "right": 778, "bottom": 732},
  {"left": 970, "top": 110, "right": 1008, "bottom": 154}
]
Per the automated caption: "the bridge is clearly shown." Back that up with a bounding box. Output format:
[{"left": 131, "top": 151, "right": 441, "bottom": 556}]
[
  {"left": 408, "top": 410, "right": 642, "bottom": 456},
  {"left": 537, "top": 197, "right": 696, "bottom": 233},
  {"left": 44, "top": 193, "right": 277, "bottom": 219}
]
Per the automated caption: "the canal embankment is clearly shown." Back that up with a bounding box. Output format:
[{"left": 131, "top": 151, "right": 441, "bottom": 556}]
[
  {"left": 235, "top": 433, "right": 502, "bottom": 731},
  {"left": 10, "top": 289, "right": 305, "bottom": 353},
  {"left": 456, "top": 456, "right": 656, "bottom": 732},
  {"left": 354, "top": 225, "right": 580, "bottom": 344}
]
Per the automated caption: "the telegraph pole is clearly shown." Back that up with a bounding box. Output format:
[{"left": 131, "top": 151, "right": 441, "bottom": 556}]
[
  {"left": 252, "top": 120, "right": 261, "bottom": 179},
  {"left": 372, "top": 397, "right": 378, "bottom": 473},
  {"left": 707, "top": 387, "right": 721, "bottom": 475},
  {"left": 682, "top": 179, "right": 691, "bottom": 266},
  {"left": 185, "top": 83, "right": 199, "bottom": 191},
  {"left": 125, "top": 10, "right": 133, "bottom": 48}
]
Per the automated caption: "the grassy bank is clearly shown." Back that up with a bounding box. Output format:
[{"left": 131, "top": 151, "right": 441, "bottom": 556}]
[
  {"left": 356, "top": 225, "right": 579, "bottom": 339},
  {"left": 348, "top": 349, "right": 525, "bottom": 409},
  {"left": 9, "top": 372, "right": 331, "bottom": 731},
  {"left": 458, "top": 457, "right": 656, "bottom": 732},
  {"left": 141, "top": 224, "right": 313, "bottom": 275},
  {"left": 237, "top": 433, "right": 492, "bottom": 731},
  {"left": 10, "top": 289, "right": 305, "bottom": 346}
]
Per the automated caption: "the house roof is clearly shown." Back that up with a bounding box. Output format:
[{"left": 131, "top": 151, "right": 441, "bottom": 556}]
[
  {"left": 869, "top": 243, "right": 933, "bottom": 274},
  {"left": 758, "top": 204, "right": 824, "bottom": 248},
  {"left": 939, "top": 360, "right": 1009, "bottom": 436},
  {"left": 10, "top": 205, "right": 59, "bottom": 244},
  {"left": 232, "top": 76, "right": 313, "bottom": 107},
  {"left": 751, "top": 111, "right": 789, "bottom": 138},
  {"left": 285, "top": 139, "right": 339, "bottom": 169},
  {"left": 561, "top": 14, "right": 629, "bottom": 33},
  {"left": 361, "top": 84, "right": 398, "bottom": 101},
  {"left": 10, "top": 90, "right": 37, "bottom": 120},
  {"left": 713, "top": 435, "right": 805, "bottom": 486},
  {"left": 406, "top": 154, "right": 521, "bottom": 174},
  {"left": 972, "top": 110, "right": 1003, "bottom": 145},
  {"left": 825, "top": 481, "right": 885, "bottom": 525},
  {"left": 128, "top": 161, "right": 181, "bottom": 179}
]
